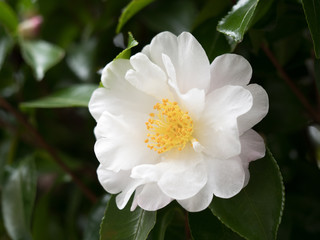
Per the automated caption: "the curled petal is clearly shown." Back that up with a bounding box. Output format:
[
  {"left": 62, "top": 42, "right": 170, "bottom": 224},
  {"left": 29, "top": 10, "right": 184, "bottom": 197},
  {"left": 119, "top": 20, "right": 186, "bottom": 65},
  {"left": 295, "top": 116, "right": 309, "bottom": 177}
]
[
  {"left": 238, "top": 84, "right": 269, "bottom": 135},
  {"left": 126, "top": 53, "right": 172, "bottom": 100},
  {"left": 97, "top": 165, "right": 144, "bottom": 210},
  {"left": 209, "top": 53, "right": 252, "bottom": 92},
  {"left": 132, "top": 148, "right": 207, "bottom": 200},
  {"left": 147, "top": 31, "right": 211, "bottom": 94},
  {"left": 89, "top": 59, "right": 156, "bottom": 122}
]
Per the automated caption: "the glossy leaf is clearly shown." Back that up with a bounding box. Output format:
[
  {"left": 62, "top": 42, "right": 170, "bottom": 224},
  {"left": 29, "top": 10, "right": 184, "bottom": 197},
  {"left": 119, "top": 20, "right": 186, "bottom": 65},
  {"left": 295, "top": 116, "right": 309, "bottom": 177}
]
[
  {"left": 301, "top": 0, "right": 320, "bottom": 58},
  {"left": 116, "top": 0, "right": 155, "bottom": 33},
  {"left": 1, "top": 156, "right": 37, "bottom": 240},
  {"left": 83, "top": 195, "right": 111, "bottom": 240},
  {"left": 115, "top": 32, "right": 138, "bottom": 60},
  {"left": 20, "top": 84, "right": 97, "bottom": 108},
  {"left": 100, "top": 195, "right": 156, "bottom": 240},
  {"left": 66, "top": 38, "right": 97, "bottom": 81},
  {"left": 217, "top": 0, "right": 260, "bottom": 42},
  {"left": 0, "top": 1, "right": 18, "bottom": 34},
  {"left": 209, "top": 149, "right": 284, "bottom": 240},
  {"left": 20, "top": 39, "right": 65, "bottom": 80},
  {"left": 149, "top": 203, "right": 185, "bottom": 240},
  {"left": 189, "top": 209, "right": 243, "bottom": 240}
]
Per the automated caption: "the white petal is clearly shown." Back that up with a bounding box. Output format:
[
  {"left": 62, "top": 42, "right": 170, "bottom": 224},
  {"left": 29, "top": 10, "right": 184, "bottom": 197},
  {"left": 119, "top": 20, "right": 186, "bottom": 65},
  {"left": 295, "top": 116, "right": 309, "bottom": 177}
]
[
  {"left": 131, "top": 164, "right": 162, "bottom": 182},
  {"left": 97, "top": 165, "right": 144, "bottom": 210},
  {"left": 197, "top": 85, "right": 253, "bottom": 159},
  {"left": 178, "top": 184, "right": 213, "bottom": 212},
  {"left": 191, "top": 139, "right": 205, "bottom": 153},
  {"left": 126, "top": 53, "right": 172, "bottom": 100},
  {"left": 158, "top": 149, "right": 207, "bottom": 200},
  {"left": 238, "top": 84, "right": 269, "bottom": 134},
  {"left": 97, "top": 164, "right": 130, "bottom": 194},
  {"left": 94, "top": 111, "right": 158, "bottom": 172},
  {"left": 162, "top": 53, "right": 176, "bottom": 82},
  {"left": 242, "top": 161, "right": 250, "bottom": 187},
  {"left": 89, "top": 59, "right": 156, "bottom": 122},
  {"left": 132, "top": 148, "right": 207, "bottom": 200},
  {"left": 148, "top": 31, "right": 211, "bottom": 93},
  {"left": 240, "top": 129, "right": 266, "bottom": 163},
  {"left": 240, "top": 130, "right": 265, "bottom": 187},
  {"left": 209, "top": 54, "right": 252, "bottom": 91},
  {"left": 136, "top": 183, "right": 173, "bottom": 211},
  {"left": 239, "top": 129, "right": 265, "bottom": 188},
  {"left": 163, "top": 54, "right": 205, "bottom": 120},
  {"left": 205, "top": 157, "right": 245, "bottom": 198},
  {"left": 172, "top": 87, "right": 206, "bottom": 121},
  {"left": 116, "top": 181, "right": 144, "bottom": 210}
]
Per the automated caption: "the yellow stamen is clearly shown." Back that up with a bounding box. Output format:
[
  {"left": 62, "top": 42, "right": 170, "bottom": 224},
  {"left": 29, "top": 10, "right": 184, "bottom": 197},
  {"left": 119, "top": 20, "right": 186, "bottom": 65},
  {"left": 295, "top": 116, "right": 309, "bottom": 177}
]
[{"left": 145, "top": 99, "right": 194, "bottom": 154}]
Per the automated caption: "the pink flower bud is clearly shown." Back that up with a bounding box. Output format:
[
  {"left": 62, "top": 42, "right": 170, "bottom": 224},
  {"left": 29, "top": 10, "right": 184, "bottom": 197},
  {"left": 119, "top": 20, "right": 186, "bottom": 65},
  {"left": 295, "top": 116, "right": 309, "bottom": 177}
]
[{"left": 18, "top": 15, "right": 43, "bottom": 39}]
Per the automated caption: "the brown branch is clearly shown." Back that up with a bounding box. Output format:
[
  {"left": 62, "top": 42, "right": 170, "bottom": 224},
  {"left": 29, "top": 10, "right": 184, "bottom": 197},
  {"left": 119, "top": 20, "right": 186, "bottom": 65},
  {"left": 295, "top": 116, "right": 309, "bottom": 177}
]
[
  {"left": 261, "top": 43, "right": 320, "bottom": 123},
  {"left": 0, "top": 97, "right": 97, "bottom": 203}
]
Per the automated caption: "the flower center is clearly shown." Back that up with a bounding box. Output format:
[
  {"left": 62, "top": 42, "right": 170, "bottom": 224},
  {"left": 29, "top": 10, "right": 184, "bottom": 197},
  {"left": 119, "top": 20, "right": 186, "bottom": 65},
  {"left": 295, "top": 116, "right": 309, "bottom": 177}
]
[{"left": 145, "top": 99, "right": 194, "bottom": 154}]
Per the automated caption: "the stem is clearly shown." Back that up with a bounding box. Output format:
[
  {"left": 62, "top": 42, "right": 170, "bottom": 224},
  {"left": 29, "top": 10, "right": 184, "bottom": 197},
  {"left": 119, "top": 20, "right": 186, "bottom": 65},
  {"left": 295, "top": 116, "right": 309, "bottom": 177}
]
[
  {"left": 261, "top": 43, "right": 320, "bottom": 123},
  {"left": 0, "top": 97, "right": 97, "bottom": 203},
  {"left": 185, "top": 211, "right": 191, "bottom": 240}
]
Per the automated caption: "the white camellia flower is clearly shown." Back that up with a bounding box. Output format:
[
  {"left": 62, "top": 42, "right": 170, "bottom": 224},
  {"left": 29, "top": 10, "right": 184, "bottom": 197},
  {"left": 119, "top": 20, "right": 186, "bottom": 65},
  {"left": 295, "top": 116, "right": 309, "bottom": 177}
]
[{"left": 89, "top": 31, "right": 268, "bottom": 212}]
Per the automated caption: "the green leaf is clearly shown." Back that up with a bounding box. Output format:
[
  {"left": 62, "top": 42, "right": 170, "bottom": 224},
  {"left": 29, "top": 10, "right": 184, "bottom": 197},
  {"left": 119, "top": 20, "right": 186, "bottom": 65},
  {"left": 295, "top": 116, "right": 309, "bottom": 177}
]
[
  {"left": 189, "top": 209, "right": 243, "bottom": 240},
  {"left": 315, "top": 58, "right": 320, "bottom": 95},
  {"left": 115, "top": 32, "right": 138, "bottom": 60},
  {"left": 149, "top": 203, "right": 185, "bottom": 240},
  {"left": 116, "top": 0, "right": 155, "bottom": 33},
  {"left": 1, "top": 156, "right": 37, "bottom": 240},
  {"left": 83, "top": 195, "right": 111, "bottom": 240},
  {"left": 217, "top": 0, "right": 260, "bottom": 43},
  {"left": 66, "top": 38, "right": 97, "bottom": 81},
  {"left": 20, "top": 39, "right": 65, "bottom": 80},
  {"left": 192, "top": 0, "right": 230, "bottom": 30},
  {"left": 0, "top": 1, "right": 18, "bottom": 34},
  {"left": 100, "top": 195, "right": 156, "bottom": 240},
  {"left": 301, "top": 0, "right": 320, "bottom": 58},
  {"left": 209, "top": 149, "right": 285, "bottom": 240},
  {"left": 0, "top": 30, "right": 14, "bottom": 70},
  {"left": 20, "top": 84, "right": 98, "bottom": 108},
  {"left": 142, "top": 0, "right": 198, "bottom": 35}
]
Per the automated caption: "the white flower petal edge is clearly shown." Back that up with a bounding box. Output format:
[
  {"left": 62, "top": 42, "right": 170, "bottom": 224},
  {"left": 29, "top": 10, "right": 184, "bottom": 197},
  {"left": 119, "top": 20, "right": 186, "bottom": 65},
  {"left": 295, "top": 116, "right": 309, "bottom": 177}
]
[
  {"left": 196, "top": 85, "right": 253, "bottom": 159},
  {"left": 238, "top": 84, "right": 269, "bottom": 135},
  {"left": 240, "top": 129, "right": 266, "bottom": 187},
  {"left": 132, "top": 183, "right": 173, "bottom": 211},
  {"left": 89, "top": 59, "right": 156, "bottom": 122},
  {"left": 94, "top": 111, "right": 158, "bottom": 172},
  {"left": 125, "top": 53, "right": 172, "bottom": 101},
  {"left": 204, "top": 156, "right": 245, "bottom": 199},
  {"left": 90, "top": 31, "right": 268, "bottom": 212},
  {"left": 209, "top": 53, "right": 252, "bottom": 91},
  {"left": 143, "top": 31, "right": 211, "bottom": 94}
]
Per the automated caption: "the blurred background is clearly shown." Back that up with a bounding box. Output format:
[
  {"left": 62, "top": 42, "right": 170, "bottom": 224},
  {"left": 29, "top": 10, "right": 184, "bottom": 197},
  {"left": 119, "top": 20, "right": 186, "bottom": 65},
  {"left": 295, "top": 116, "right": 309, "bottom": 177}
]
[{"left": 0, "top": 0, "right": 320, "bottom": 239}]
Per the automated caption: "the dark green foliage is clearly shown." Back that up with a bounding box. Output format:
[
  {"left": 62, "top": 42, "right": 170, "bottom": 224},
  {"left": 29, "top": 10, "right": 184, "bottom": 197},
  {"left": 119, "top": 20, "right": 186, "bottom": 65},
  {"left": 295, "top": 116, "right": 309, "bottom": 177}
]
[{"left": 0, "top": 0, "right": 319, "bottom": 239}]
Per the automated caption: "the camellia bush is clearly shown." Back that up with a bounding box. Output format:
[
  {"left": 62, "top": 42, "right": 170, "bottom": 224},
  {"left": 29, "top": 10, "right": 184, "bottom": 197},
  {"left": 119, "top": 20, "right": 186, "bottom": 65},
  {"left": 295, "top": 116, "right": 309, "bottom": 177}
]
[{"left": 0, "top": 0, "right": 319, "bottom": 239}]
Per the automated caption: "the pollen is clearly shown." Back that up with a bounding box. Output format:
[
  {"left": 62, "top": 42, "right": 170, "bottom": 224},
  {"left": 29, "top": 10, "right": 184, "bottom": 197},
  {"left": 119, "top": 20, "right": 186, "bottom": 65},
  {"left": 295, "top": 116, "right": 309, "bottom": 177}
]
[{"left": 145, "top": 99, "right": 194, "bottom": 154}]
